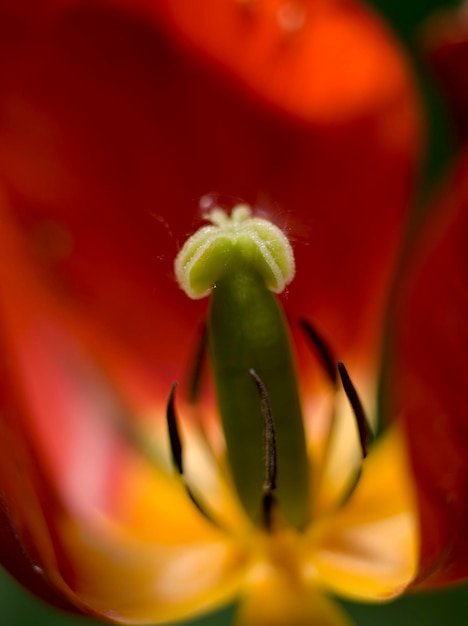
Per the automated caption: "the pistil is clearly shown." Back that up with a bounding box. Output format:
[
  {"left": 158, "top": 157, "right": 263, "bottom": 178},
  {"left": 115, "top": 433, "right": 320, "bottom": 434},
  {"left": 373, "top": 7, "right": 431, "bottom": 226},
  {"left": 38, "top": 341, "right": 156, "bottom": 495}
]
[{"left": 174, "top": 205, "right": 310, "bottom": 530}]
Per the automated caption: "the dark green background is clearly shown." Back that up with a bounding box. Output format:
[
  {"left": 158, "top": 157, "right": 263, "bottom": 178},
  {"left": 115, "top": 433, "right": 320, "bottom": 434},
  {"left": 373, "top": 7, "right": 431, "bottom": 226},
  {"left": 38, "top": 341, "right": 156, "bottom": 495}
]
[
  {"left": 2, "top": 565, "right": 468, "bottom": 626},
  {"left": 2, "top": 0, "right": 466, "bottom": 624}
]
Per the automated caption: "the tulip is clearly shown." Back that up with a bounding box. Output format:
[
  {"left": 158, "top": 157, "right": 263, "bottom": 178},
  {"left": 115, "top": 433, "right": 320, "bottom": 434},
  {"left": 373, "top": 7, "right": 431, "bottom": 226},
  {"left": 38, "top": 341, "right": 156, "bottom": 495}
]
[
  {"left": 391, "top": 2, "right": 468, "bottom": 587},
  {"left": 0, "top": 1, "right": 465, "bottom": 625}
]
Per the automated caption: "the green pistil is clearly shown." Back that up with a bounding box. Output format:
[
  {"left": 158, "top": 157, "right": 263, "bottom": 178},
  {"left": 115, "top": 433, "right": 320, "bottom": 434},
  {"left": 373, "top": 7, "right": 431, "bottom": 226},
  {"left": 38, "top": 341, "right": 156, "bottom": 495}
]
[{"left": 175, "top": 205, "right": 309, "bottom": 530}]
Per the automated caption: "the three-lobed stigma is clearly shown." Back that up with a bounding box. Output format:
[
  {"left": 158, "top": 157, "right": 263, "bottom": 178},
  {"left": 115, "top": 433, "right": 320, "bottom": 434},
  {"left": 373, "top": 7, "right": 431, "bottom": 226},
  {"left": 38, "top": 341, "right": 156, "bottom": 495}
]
[{"left": 174, "top": 204, "right": 295, "bottom": 299}]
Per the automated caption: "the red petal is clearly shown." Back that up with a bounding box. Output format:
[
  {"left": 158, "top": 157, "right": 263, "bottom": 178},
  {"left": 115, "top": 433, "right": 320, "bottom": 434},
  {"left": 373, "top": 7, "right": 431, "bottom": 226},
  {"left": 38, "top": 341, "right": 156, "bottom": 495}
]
[
  {"left": 0, "top": 197, "right": 243, "bottom": 618},
  {"left": 102, "top": 0, "right": 424, "bottom": 365},
  {"left": 0, "top": 2, "right": 421, "bottom": 374},
  {"left": 390, "top": 151, "right": 468, "bottom": 585},
  {"left": 422, "top": 5, "right": 468, "bottom": 146},
  {"left": 0, "top": 437, "right": 80, "bottom": 613}
]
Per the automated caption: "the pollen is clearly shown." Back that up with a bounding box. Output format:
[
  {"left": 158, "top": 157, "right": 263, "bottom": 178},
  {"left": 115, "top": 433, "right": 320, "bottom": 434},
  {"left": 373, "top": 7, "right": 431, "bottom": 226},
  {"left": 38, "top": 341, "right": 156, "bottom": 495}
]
[{"left": 174, "top": 204, "right": 295, "bottom": 299}]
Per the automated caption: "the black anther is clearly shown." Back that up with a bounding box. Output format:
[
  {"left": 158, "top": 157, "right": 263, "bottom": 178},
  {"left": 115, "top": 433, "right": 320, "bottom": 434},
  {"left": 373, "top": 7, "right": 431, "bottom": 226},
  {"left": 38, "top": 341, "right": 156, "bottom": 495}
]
[
  {"left": 249, "top": 368, "right": 278, "bottom": 531},
  {"left": 299, "top": 318, "right": 337, "bottom": 385},
  {"left": 337, "top": 361, "right": 374, "bottom": 458},
  {"left": 166, "top": 382, "right": 183, "bottom": 474}
]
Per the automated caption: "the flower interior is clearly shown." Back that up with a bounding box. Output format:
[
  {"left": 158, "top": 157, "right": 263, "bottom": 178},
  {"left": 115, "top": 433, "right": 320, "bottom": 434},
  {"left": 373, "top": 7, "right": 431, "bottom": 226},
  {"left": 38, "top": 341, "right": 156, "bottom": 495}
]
[{"left": 168, "top": 203, "right": 417, "bottom": 611}]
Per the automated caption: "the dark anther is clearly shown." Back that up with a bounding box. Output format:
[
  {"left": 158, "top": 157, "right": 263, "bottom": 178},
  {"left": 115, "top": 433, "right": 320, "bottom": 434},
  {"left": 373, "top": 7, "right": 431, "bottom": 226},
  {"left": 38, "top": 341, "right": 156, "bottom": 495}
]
[
  {"left": 249, "top": 369, "right": 277, "bottom": 491},
  {"left": 186, "top": 323, "right": 208, "bottom": 403},
  {"left": 338, "top": 467, "right": 363, "bottom": 509},
  {"left": 166, "top": 382, "right": 220, "bottom": 527},
  {"left": 185, "top": 486, "right": 216, "bottom": 521},
  {"left": 249, "top": 368, "right": 277, "bottom": 531},
  {"left": 337, "top": 361, "right": 374, "bottom": 458},
  {"left": 166, "top": 382, "right": 183, "bottom": 474},
  {"left": 299, "top": 318, "right": 337, "bottom": 385},
  {"left": 262, "top": 491, "right": 276, "bottom": 530}
]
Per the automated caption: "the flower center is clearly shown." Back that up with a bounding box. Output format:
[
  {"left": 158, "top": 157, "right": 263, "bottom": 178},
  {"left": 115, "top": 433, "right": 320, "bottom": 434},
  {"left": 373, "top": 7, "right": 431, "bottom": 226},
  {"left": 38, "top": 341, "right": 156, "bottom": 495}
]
[{"left": 172, "top": 203, "right": 372, "bottom": 533}]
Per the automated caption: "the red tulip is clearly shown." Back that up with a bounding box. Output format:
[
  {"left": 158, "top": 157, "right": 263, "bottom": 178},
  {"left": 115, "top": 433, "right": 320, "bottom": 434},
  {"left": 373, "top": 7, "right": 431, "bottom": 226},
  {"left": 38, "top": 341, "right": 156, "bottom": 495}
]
[
  {"left": 391, "top": 3, "right": 468, "bottom": 587},
  {"left": 1, "top": 1, "right": 464, "bottom": 624}
]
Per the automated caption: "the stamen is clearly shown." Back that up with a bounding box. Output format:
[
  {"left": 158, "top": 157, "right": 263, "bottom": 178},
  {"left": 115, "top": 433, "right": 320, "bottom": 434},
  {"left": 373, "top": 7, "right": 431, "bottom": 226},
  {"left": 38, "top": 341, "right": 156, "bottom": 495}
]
[
  {"left": 186, "top": 323, "right": 208, "bottom": 403},
  {"left": 338, "top": 467, "right": 363, "bottom": 509},
  {"left": 299, "top": 318, "right": 338, "bottom": 385},
  {"left": 337, "top": 361, "right": 374, "bottom": 458},
  {"left": 166, "top": 383, "right": 183, "bottom": 474},
  {"left": 185, "top": 485, "right": 217, "bottom": 522},
  {"left": 166, "top": 383, "right": 220, "bottom": 525},
  {"left": 249, "top": 368, "right": 277, "bottom": 531}
]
